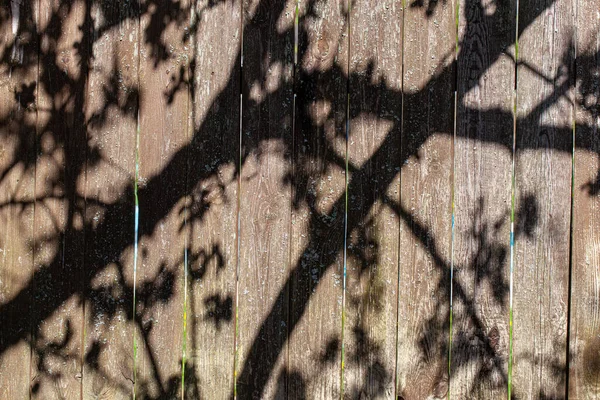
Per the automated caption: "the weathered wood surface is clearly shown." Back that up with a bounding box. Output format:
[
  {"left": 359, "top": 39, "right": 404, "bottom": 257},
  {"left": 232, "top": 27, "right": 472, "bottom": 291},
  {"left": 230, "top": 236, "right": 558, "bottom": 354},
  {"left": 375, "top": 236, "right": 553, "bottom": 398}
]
[
  {"left": 185, "top": 0, "right": 241, "bottom": 398},
  {"left": 237, "top": 0, "right": 295, "bottom": 398},
  {"left": 184, "top": 1, "right": 241, "bottom": 399},
  {"left": 570, "top": 1, "right": 600, "bottom": 398},
  {"left": 1, "top": 1, "right": 600, "bottom": 399},
  {"left": 344, "top": 0, "right": 402, "bottom": 398},
  {"left": 396, "top": 0, "right": 455, "bottom": 398},
  {"left": 513, "top": 0, "right": 574, "bottom": 398},
  {"left": 81, "top": 1, "right": 139, "bottom": 399},
  {"left": 451, "top": 0, "right": 515, "bottom": 398},
  {"left": 136, "top": 0, "right": 190, "bottom": 397},
  {"left": 32, "top": 1, "right": 88, "bottom": 398},
  {"left": 288, "top": 0, "right": 348, "bottom": 398},
  {"left": 0, "top": 0, "right": 37, "bottom": 397}
]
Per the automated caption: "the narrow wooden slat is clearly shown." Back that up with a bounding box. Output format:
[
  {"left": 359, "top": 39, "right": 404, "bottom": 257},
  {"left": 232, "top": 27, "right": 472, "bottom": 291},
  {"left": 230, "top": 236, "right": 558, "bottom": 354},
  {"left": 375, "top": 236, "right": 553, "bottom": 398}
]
[
  {"left": 513, "top": 0, "right": 574, "bottom": 397},
  {"left": 569, "top": 1, "right": 600, "bottom": 398},
  {"left": 32, "top": 1, "right": 89, "bottom": 397},
  {"left": 288, "top": 0, "right": 349, "bottom": 397},
  {"left": 0, "top": 0, "right": 37, "bottom": 397},
  {"left": 82, "top": 2, "right": 139, "bottom": 398},
  {"left": 396, "top": 0, "right": 455, "bottom": 397},
  {"left": 136, "top": 0, "right": 190, "bottom": 396},
  {"left": 451, "top": 0, "right": 515, "bottom": 397},
  {"left": 184, "top": 1, "right": 241, "bottom": 398},
  {"left": 236, "top": 0, "right": 295, "bottom": 398},
  {"left": 344, "top": 0, "right": 402, "bottom": 397}
]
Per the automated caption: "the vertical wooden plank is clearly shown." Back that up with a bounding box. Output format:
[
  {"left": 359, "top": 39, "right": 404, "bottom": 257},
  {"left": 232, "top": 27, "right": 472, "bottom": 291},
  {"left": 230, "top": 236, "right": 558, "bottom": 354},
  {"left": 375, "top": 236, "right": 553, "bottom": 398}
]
[
  {"left": 288, "top": 0, "right": 348, "bottom": 397},
  {"left": 32, "top": 1, "right": 89, "bottom": 398},
  {"left": 236, "top": 0, "right": 295, "bottom": 398},
  {"left": 344, "top": 0, "right": 402, "bottom": 398},
  {"left": 513, "top": 0, "right": 574, "bottom": 397},
  {"left": 451, "top": 0, "right": 515, "bottom": 397},
  {"left": 82, "top": 1, "right": 139, "bottom": 398},
  {"left": 396, "top": 0, "right": 455, "bottom": 397},
  {"left": 185, "top": 0, "right": 241, "bottom": 398},
  {"left": 184, "top": 0, "right": 240, "bottom": 398},
  {"left": 569, "top": 1, "right": 600, "bottom": 398},
  {"left": 0, "top": 0, "right": 37, "bottom": 397},
  {"left": 137, "top": 0, "right": 190, "bottom": 397}
]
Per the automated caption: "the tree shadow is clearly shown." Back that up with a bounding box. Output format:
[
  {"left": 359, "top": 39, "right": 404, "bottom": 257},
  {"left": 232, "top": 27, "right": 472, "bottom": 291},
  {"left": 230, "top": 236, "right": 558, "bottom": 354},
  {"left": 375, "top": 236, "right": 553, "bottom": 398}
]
[{"left": 0, "top": 0, "right": 597, "bottom": 398}]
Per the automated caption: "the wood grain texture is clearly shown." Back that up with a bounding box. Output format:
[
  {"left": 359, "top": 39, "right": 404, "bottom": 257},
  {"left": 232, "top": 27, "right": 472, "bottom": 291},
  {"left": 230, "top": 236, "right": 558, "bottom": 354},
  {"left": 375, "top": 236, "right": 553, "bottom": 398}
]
[
  {"left": 32, "top": 1, "right": 88, "bottom": 398},
  {"left": 0, "top": 0, "right": 37, "bottom": 397},
  {"left": 81, "top": 1, "right": 139, "bottom": 398},
  {"left": 344, "top": 0, "right": 402, "bottom": 398},
  {"left": 451, "top": 0, "right": 515, "bottom": 398},
  {"left": 513, "top": 0, "right": 574, "bottom": 398},
  {"left": 185, "top": 1, "right": 240, "bottom": 398},
  {"left": 136, "top": 0, "right": 190, "bottom": 397},
  {"left": 288, "top": 0, "right": 348, "bottom": 397},
  {"left": 236, "top": 0, "right": 295, "bottom": 398},
  {"left": 0, "top": 2, "right": 592, "bottom": 400},
  {"left": 569, "top": 1, "right": 600, "bottom": 398},
  {"left": 396, "top": 0, "right": 455, "bottom": 398}
]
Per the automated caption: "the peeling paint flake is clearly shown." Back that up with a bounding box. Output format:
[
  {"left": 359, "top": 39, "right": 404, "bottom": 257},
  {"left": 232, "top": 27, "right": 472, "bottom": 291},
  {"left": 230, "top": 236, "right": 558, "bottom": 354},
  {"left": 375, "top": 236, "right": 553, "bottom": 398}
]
[{"left": 11, "top": 0, "right": 20, "bottom": 35}]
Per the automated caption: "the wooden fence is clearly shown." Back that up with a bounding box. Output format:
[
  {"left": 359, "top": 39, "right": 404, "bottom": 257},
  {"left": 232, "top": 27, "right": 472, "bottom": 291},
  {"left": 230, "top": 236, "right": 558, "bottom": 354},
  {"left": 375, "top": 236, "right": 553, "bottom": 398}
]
[{"left": 0, "top": 0, "right": 599, "bottom": 398}]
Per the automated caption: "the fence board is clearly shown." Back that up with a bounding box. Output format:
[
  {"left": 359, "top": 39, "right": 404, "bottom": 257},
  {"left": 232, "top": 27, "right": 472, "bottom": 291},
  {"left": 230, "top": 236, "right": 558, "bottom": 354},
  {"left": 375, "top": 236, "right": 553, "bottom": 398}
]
[
  {"left": 136, "top": 0, "right": 190, "bottom": 397},
  {"left": 513, "top": 0, "right": 574, "bottom": 397},
  {"left": 236, "top": 0, "right": 295, "bottom": 398},
  {"left": 0, "top": 0, "right": 37, "bottom": 397},
  {"left": 344, "top": 0, "right": 402, "bottom": 397},
  {"left": 396, "top": 0, "right": 455, "bottom": 398},
  {"left": 32, "top": 1, "right": 88, "bottom": 398},
  {"left": 451, "top": 0, "right": 515, "bottom": 397},
  {"left": 183, "top": 1, "right": 241, "bottom": 398},
  {"left": 81, "top": 2, "right": 139, "bottom": 398},
  {"left": 570, "top": 1, "right": 600, "bottom": 398},
  {"left": 288, "top": 0, "right": 348, "bottom": 397}
]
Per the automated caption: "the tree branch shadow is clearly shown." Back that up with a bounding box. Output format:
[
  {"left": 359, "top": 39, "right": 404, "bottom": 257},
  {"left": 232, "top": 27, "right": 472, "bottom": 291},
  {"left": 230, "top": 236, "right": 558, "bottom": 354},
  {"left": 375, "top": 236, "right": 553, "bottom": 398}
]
[{"left": 0, "top": 0, "right": 597, "bottom": 398}]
